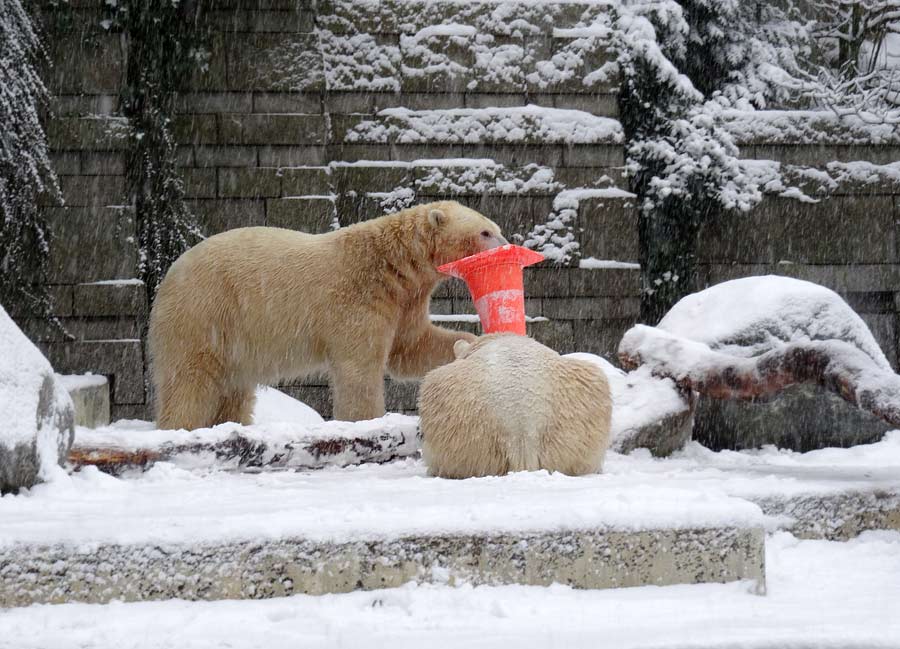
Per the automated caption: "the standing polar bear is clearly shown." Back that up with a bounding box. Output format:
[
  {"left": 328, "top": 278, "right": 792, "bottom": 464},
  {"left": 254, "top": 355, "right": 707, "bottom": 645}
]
[
  {"left": 419, "top": 334, "right": 613, "bottom": 478},
  {"left": 149, "top": 201, "right": 507, "bottom": 430}
]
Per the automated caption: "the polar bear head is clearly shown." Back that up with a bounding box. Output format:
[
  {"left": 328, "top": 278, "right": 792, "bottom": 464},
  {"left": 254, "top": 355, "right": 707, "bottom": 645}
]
[{"left": 425, "top": 201, "right": 507, "bottom": 267}]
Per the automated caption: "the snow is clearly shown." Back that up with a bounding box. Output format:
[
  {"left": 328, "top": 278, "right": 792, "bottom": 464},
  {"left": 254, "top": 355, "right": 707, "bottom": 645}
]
[
  {"left": 80, "top": 279, "right": 144, "bottom": 286},
  {"left": 579, "top": 258, "right": 640, "bottom": 269},
  {"left": 722, "top": 109, "right": 900, "bottom": 145},
  {"left": 0, "top": 458, "right": 766, "bottom": 548},
  {"left": 566, "top": 354, "right": 688, "bottom": 450},
  {"left": 252, "top": 386, "right": 324, "bottom": 427},
  {"left": 2, "top": 531, "right": 899, "bottom": 648},
  {"left": 346, "top": 106, "right": 623, "bottom": 145},
  {"left": 655, "top": 276, "right": 891, "bottom": 369},
  {"left": 55, "top": 374, "right": 107, "bottom": 391}
]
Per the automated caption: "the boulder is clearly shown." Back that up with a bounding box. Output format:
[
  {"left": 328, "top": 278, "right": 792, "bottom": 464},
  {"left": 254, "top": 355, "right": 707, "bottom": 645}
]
[{"left": 0, "top": 305, "right": 74, "bottom": 493}]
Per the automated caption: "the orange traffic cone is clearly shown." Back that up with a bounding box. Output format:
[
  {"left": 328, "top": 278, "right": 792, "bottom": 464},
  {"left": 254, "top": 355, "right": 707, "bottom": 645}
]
[{"left": 438, "top": 244, "right": 545, "bottom": 335}]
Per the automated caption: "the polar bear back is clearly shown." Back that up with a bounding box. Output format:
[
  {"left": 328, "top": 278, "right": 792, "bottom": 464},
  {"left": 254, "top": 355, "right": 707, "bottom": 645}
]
[{"left": 419, "top": 334, "right": 612, "bottom": 478}]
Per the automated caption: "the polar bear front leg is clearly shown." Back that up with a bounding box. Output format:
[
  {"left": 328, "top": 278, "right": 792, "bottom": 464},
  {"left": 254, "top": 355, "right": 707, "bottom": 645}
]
[
  {"left": 388, "top": 324, "right": 477, "bottom": 380},
  {"left": 330, "top": 356, "right": 387, "bottom": 421}
]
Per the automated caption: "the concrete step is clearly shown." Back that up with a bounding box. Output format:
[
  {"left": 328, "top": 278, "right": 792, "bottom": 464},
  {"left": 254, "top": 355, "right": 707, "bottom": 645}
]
[
  {"left": 0, "top": 461, "right": 766, "bottom": 606},
  {"left": 56, "top": 374, "right": 110, "bottom": 429}
]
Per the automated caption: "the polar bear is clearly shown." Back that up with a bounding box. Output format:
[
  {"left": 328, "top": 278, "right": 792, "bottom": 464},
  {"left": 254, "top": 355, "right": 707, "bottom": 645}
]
[
  {"left": 149, "top": 201, "right": 507, "bottom": 430},
  {"left": 418, "top": 334, "right": 612, "bottom": 478}
]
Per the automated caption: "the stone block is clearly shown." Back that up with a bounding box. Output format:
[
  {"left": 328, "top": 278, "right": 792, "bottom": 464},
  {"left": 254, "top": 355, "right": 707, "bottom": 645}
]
[
  {"left": 464, "top": 92, "right": 527, "bottom": 108},
  {"left": 193, "top": 146, "right": 258, "bottom": 167},
  {"left": 175, "top": 93, "right": 254, "bottom": 114},
  {"left": 111, "top": 403, "right": 151, "bottom": 421},
  {"left": 845, "top": 291, "right": 895, "bottom": 314},
  {"left": 399, "top": 34, "right": 475, "bottom": 93},
  {"left": 279, "top": 167, "right": 332, "bottom": 195},
  {"left": 173, "top": 114, "right": 219, "bottom": 145},
  {"left": 182, "top": 168, "right": 218, "bottom": 199},
  {"left": 752, "top": 144, "right": 900, "bottom": 166},
  {"left": 257, "top": 146, "right": 327, "bottom": 167},
  {"left": 385, "top": 379, "right": 419, "bottom": 411},
  {"left": 428, "top": 298, "right": 454, "bottom": 315},
  {"left": 47, "top": 34, "right": 122, "bottom": 95},
  {"left": 458, "top": 143, "right": 565, "bottom": 167},
  {"left": 8, "top": 286, "right": 75, "bottom": 319},
  {"left": 328, "top": 144, "right": 394, "bottom": 163},
  {"left": 860, "top": 313, "right": 897, "bottom": 369},
  {"left": 47, "top": 117, "right": 130, "bottom": 150},
  {"left": 524, "top": 266, "right": 570, "bottom": 297},
  {"left": 45, "top": 207, "right": 138, "bottom": 283},
  {"left": 572, "top": 318, "right": 634, "bottom": 358},
  {"left": 252, "top": 92, "right": 322, "bottom": 113},
  {"left": 218, "top": 168, "right": 282, "bottom": 198},
  {"left": 703, "top": 264, "right": 900, "bottom": 294},
  {"left": 43, "top": 340, "right": 145, "bottom": 404},
  {"left": 543, "top": 297, "right": 639, "bottom": 320},
  {"left": 699, "top": 196, "right": 896, "bottom": 264},
  {"left": 73, "top": 282, "right": 147, "bottom": 318},
  {"left": 331, "top": 164, "right": 413, "bottom": 194},
  {"left": 266, "top": 198, "right": 335, "bottom": 232},
  {"left": 577, "top": 196, "right": 640, "bottom": 262},
  {"left": 527, "top": 319, "right": 576, "bottom": 354},
  {"left": 51, "top": 152, "right": 81, "bottom": 175},
  {"left": 187, "top": 199, "right": 266, "bottom": 234},
  {"left": 220, "top": 113, "right": 327, "bottom": 145},
  {"left": 21, "top": 318, "right": 141, "bottom": 343},
  {"left": 570, "top": 267, "right": 641, "bottom": 297},
  {"left": 563, "top": 144, "right": 625, "bottom": 167},
  {"left": 469, "top": 194, "right": 537, "bottom": 237},
  {"left": 549, "top": 93, "right": 619, "bottom": 117},
  {"left": 227, "top": 33, "right": 323, "bottom": 92},
  {"left": 50, "top": 94, "right": 119, "bottom": 116},
  {"left": 58, "top": 375, "right": 110, "bottom": 429},
  {"left": 51, "top": 175, "right": 126, "bottom": 208},
  {"left": 80, "top": 152, "right": 125, "bottom": 175},
  {"left": 186, "top": 33, "right": 229, "bottom": 92}
]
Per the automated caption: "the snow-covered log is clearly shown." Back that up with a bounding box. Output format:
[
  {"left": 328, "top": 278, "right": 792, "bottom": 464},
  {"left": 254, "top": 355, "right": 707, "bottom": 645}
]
[
  {"left": 618, "top": 277, "right": 900, "bottom": 430},
  {"left": 69, "top": 415, "right": 419, "bottom": 475}
]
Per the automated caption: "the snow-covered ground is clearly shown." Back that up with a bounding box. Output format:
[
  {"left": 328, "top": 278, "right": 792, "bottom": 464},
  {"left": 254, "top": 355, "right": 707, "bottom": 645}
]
[
  {"left": 4, "top": 426, "right": 900, "bottom": 548},
  {"left": 1, "top": 530, "right": 898, "bottom": 648}
]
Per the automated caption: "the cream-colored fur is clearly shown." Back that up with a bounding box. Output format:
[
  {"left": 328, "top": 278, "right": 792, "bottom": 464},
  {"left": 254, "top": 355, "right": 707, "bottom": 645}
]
[
  {"left": 149, "top": 201, "right": 506, "bottom": 430},
  {"left": 419, "top": 333, "right": 613, "bottom": 478}
]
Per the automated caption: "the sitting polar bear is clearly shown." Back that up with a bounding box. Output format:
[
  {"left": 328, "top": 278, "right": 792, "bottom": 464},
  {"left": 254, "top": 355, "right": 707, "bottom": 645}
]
[{"left": 418, "top": 334, "right": 612, "bottom": 478}]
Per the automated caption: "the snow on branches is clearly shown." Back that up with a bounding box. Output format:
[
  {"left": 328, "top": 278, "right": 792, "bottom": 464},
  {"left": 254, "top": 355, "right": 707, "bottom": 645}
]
[{"left": 0, "top": 1, "right": 59, "bottom": 319}]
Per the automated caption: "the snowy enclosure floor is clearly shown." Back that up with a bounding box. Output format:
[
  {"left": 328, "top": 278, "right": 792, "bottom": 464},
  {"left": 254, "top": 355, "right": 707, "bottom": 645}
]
[
  {"left": 5, "top": 427, "right": 899, "bottom": 547},
  {"left": 1, "top": 531, "right": 898, "bottom": 649}
]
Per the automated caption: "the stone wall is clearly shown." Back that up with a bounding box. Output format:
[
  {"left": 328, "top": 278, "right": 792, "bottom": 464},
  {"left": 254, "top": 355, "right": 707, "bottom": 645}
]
[{"left": 19, "top": 0, "right": 900, "bottom": 420}]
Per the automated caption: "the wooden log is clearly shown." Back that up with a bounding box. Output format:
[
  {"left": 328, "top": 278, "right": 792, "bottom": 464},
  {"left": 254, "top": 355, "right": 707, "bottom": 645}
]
[
  {"left": 619, "top": 324, "right": 900, "bottom": 429},
  {"left": 68, "top": 417, "right": 421, "bottom": 475}
]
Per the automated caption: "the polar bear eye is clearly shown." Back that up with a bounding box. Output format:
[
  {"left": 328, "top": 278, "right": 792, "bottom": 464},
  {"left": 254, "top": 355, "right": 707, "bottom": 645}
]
[{"left": 480, "top": 231, "right": 491, "bottom": 238}]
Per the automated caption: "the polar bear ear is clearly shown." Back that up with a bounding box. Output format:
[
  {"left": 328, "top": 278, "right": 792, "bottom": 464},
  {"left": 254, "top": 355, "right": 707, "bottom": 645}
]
[
  {"left": 453, "top": 339, "right": 471, "bottom": 359},
  {"left": 428, "top": 208, "right": 446, "bottom": 228}
]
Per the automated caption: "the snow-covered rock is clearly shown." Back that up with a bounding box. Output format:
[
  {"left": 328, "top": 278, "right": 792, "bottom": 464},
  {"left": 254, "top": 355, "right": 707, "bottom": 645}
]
[
  {"left": 567, "top": 353, "right": 693, "bottom": 456},
  {"left": 620, "top": 276, "right": 898, "bottom": 450},
  {"left": 656, "top": 275, "right": 890, "bottom": 369},
  {"left": 0, "top": 305, "right": 74, "bottom": 492}
]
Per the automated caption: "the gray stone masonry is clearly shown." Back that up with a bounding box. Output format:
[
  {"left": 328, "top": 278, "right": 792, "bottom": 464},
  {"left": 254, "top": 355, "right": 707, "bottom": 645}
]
[{"left": 27, "top": 0, "right": 900, "bottom": 421}]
